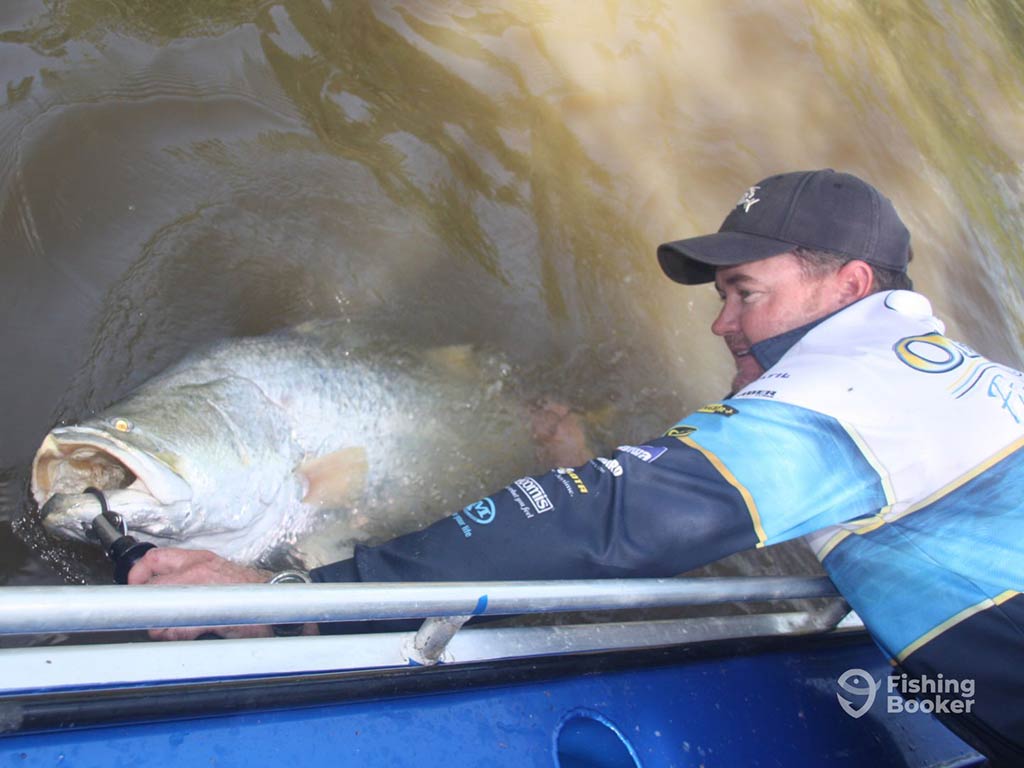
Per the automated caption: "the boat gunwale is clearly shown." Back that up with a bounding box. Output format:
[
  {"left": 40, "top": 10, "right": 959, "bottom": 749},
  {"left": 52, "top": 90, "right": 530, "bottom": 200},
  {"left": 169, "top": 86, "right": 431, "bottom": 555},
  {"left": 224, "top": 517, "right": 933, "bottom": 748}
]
[{"left": 0, "top": 627, "right": 872, "bottom": 736}]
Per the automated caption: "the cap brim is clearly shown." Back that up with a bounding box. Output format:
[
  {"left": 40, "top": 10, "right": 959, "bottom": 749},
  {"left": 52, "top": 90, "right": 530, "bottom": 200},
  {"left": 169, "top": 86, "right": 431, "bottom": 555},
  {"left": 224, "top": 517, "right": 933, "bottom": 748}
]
[{"left": 657, "top": 231, "right": 799, "bottom": 284}]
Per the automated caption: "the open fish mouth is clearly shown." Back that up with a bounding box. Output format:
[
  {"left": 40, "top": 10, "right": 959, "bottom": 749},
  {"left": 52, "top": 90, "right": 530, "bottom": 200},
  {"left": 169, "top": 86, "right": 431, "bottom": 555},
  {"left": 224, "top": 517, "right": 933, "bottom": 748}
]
[{"left": 32, "top": 426, "right": 192, "bottom": 540}]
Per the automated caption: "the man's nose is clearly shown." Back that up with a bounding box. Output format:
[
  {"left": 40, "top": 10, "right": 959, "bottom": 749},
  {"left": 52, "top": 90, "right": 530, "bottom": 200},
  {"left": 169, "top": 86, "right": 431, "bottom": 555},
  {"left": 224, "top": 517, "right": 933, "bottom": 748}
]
[{"left": 711, "top": 301, "right": 738, "bottom": 336}]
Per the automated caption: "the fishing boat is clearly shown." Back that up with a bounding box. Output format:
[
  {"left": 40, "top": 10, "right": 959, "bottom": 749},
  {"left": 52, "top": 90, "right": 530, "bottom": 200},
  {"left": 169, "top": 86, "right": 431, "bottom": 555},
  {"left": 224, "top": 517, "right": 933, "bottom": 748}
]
[{"left": 0, "top": 577, "right": 984, "bottom": 766}]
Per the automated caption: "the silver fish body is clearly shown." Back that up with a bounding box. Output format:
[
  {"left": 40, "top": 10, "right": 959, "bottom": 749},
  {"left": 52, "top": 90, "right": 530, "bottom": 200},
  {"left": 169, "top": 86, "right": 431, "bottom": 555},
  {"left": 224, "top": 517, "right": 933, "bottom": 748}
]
[{"left": 32, "top": 322, "right": 539, "bottom": 567}]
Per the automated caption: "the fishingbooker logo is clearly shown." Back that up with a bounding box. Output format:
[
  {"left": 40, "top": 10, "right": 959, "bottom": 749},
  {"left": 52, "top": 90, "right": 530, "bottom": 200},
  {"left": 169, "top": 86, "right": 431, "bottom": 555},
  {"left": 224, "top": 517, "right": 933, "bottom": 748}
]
[
  {"left": 837, "top": 669, "right": 975, "bottom": 718},
  {"left": 836, "top": 669, "right": 880, "bottom": 718}
]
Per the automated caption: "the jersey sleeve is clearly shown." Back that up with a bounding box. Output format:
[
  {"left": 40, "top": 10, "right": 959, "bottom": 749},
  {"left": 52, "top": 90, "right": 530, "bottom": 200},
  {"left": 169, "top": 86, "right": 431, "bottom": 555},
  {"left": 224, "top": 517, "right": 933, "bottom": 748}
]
[
  {"left": 674, "top": 398, "right": 891, "bottom": 545},
  {"left": 310, "top": 431, "right": 758, "bottom": 585},
  {"left": 310, "top": 397, "right": 889, "bottom": 586}
]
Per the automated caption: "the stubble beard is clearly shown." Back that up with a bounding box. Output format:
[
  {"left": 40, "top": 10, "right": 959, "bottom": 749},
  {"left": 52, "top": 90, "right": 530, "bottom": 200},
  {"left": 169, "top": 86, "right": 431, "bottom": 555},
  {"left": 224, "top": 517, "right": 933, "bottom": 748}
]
[
  {"left": 723, "top": 331, "right": 765, "bottom": 397},
  {"left": 728, "top": 353, "right": 765, "bottom": 397}
]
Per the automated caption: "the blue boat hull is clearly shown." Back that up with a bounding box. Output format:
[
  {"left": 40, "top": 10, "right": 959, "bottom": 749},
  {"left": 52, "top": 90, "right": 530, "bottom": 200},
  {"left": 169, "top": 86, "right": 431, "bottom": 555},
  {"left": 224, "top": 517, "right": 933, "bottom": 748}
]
[{"left": 0, "top": 633, "right": 982, "bottom": 766}]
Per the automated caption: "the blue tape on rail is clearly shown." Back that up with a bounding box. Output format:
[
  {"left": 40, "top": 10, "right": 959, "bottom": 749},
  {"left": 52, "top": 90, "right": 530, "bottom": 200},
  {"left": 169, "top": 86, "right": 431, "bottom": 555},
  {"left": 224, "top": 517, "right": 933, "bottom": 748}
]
[{"left": 472, "top": 595, "right": 488, "bottom": 615}]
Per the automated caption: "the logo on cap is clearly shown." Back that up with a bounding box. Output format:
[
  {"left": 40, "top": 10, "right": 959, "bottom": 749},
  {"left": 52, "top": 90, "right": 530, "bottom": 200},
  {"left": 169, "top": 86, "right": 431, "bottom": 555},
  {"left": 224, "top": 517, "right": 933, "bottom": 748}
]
[{"left": 736, "top": 186, "right": 761, "bottom": 212}]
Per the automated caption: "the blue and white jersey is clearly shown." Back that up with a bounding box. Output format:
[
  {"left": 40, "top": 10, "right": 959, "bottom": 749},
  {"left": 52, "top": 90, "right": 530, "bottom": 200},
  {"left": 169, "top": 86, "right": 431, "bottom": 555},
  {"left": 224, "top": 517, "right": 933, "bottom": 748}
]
[
  {"left": 313, "top": 290, "right": 1024, "bottom": 756},
  {"left": 682, "top": 290, "right": 1024, "bottom": 664}
]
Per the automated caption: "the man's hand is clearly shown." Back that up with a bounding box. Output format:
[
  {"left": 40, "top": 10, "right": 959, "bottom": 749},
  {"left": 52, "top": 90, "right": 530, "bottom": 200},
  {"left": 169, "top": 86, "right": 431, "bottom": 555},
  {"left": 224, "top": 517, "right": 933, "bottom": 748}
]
[
  {"left": 530, "top": 399, "right": 591, "bottom": 468},
  {"left": 128, "top": 548, "right": 280, "bottom": 641}
]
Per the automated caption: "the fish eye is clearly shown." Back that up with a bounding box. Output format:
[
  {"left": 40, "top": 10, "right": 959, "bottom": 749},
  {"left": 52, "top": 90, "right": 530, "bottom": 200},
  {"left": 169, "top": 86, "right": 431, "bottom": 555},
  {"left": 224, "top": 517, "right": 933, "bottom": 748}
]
[{"left": 111, "top": 418, "right": 134, "bottom": 432}]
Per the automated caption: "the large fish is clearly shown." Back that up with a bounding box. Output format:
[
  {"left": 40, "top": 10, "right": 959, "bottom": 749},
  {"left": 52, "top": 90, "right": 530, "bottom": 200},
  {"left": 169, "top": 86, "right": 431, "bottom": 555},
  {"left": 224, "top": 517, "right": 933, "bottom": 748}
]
[{"left": 31, "top": 322, "right": 559, "bottom": 567}]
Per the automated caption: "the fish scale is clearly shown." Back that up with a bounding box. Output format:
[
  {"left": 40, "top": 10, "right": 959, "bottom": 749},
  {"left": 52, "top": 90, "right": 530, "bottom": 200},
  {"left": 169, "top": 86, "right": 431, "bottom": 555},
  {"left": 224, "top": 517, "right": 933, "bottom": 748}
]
[{"left": 32, "top": 322, "right": 542, "bottom": 569}]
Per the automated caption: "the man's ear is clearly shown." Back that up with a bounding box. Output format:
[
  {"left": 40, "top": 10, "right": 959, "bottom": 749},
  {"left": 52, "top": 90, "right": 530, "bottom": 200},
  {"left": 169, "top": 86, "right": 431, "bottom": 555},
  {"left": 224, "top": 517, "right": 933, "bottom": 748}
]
[{"left": 836, "top": 259, "right": 875, "bottom": 304}]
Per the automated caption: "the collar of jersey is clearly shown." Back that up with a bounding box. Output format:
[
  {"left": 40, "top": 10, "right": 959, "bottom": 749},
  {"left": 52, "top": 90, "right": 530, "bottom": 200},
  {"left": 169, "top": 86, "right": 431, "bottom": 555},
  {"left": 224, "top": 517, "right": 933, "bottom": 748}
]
[{"left": 749, "top": 308, "right": 841, "bottom": 371}]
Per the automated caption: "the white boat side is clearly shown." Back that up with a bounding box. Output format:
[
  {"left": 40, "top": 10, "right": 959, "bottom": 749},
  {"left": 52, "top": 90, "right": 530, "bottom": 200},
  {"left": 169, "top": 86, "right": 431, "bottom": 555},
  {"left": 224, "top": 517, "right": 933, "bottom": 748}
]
[{"left": 0, "top": 577, "right": 861, "bottom": 694}]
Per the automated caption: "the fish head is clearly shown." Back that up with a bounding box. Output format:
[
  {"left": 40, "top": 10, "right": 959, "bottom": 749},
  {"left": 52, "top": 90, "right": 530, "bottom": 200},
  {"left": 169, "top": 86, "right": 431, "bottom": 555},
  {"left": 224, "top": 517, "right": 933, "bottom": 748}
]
[
  {"left": 31, "top": 378, "right": 305, "bottom": 560},
  {"left": 32, "top": 419, "right": 195, "bottom": 545}
]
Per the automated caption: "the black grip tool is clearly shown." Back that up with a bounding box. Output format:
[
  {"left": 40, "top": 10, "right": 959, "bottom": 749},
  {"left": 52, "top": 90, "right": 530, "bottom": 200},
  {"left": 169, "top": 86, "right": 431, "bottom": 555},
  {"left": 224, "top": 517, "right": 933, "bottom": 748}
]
[
  {"left": 84, "top": 486, "right": 156, "bottom": 585},
  {"left": 83, "top": 487, "right": 222, "bottom": 639}
]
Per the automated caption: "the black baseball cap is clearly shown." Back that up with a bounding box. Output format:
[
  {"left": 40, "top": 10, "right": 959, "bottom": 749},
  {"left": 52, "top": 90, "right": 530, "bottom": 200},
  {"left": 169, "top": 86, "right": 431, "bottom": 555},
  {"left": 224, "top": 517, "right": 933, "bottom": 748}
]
[{"left": 657, "top": 169, "right": 911, "bottom": 284}]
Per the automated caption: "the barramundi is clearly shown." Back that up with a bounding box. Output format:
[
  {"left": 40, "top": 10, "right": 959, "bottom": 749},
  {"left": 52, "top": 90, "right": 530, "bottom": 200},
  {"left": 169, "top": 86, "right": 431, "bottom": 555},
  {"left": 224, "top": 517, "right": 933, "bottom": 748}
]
[{"left": 31, "top": 322, "right": 561, "bottom": 567}]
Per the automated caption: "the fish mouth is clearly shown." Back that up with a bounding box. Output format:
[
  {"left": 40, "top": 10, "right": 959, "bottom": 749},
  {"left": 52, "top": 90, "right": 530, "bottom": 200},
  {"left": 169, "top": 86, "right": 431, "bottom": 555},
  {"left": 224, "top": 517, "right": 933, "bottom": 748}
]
[{"left": 32, "top": 426, "right": 192, "bottom": 541}]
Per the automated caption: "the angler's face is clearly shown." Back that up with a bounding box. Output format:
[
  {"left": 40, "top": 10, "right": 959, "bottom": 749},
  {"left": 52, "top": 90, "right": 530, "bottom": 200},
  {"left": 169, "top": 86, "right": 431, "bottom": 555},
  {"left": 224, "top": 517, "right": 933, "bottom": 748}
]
[{"left": 711, "top": 252, "right": 847, "bottom": 394}]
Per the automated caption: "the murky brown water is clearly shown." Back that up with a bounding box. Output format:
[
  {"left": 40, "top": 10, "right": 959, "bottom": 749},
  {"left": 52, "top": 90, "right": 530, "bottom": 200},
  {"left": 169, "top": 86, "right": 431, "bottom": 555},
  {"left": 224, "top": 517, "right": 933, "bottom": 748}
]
[{"left": 2, "top": 1, "right": 1023, "bottom": 597}]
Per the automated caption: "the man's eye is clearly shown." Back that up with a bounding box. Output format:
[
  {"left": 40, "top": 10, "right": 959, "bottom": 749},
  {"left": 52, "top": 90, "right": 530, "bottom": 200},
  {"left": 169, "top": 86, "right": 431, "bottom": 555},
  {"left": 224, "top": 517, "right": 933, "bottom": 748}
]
[{"left": 739, "top": 290, "right": 759, "bottom": 303}]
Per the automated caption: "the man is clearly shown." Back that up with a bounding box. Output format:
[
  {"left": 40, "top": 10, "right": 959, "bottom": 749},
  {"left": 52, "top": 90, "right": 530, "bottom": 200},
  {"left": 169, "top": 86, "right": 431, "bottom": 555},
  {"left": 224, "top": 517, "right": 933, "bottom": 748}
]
[{"left": 130, "top": 170, "right": 1023, "bottom": 761}]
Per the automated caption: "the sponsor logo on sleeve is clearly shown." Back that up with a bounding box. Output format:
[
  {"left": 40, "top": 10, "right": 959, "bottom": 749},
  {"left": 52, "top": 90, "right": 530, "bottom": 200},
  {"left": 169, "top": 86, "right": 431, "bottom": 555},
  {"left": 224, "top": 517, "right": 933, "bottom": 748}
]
[
  {"left": 617, "top": 445, "right": 667, "bottom": 464},
  {"left": 593, "top": 457, "right": 623, "bottom": 477},
  {"left": 505, "top": 484, "right": 534, "bottom": 518},
  {"left": 451, "top": 512, "right": 473, "bottom": 538},
  {"left": 462, "top": 497, "right": 496, "bottom": 525},
  {"left": 697, "top": 403, "right": 738, "bottom": 417},
  {"left": 555, "top": 467, "right": 589, "bottom": 494},
  {"left": 452, "top": 497, "right": 498, "bottom": 538},
  {"left": 664, "top": 425, "right": 697, "bottom": 439},
  {"left": 513, "top": 477, "right": 554, "bottom": 514}
]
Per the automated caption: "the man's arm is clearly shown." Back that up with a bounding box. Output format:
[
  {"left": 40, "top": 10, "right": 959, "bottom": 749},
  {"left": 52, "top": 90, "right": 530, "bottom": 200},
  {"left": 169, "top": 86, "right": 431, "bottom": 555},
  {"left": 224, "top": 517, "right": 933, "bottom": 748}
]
[
  {"left": 312, "top": 434, "right": 761, "bottom": 585},
  {"left": 130, "top": 432, "right": 760, "bottom": 638},
  {"left": 312, "top": 397, "right": 890, "bottom": 589},
  {"left": 132, "top": 397, "right": 884, "bottom": 638},
  {"left": 307, "top": 433, "right": 766, "bottom": 635}
]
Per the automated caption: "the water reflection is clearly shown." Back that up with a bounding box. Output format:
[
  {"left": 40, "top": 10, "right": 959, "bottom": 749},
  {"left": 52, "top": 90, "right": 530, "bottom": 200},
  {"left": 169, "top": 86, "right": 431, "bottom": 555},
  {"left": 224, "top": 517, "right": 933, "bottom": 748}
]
[{"left": 1, "top": 0, "right": 1023, "bottom": 588}]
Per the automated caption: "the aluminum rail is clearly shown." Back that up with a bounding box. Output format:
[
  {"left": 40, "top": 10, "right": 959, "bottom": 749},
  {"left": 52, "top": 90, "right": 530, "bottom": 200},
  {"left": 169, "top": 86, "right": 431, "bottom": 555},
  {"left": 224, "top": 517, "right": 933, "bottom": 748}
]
[
  {"left": 0, "top": 612, "right": 833, "bottom": 695},
  {"left": 0, "top": 576, "right": 838, "bottom": 635}
]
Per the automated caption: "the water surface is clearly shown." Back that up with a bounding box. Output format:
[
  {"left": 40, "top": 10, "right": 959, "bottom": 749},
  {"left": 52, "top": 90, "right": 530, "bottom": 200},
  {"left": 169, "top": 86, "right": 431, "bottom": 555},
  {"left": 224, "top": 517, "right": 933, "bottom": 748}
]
[{"left": 2, "top": 1, "right": 1022, "bottom": 594}]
